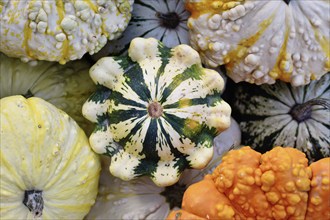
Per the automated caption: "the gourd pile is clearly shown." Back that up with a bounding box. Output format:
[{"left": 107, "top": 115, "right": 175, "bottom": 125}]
[{"left": 0, "top": 1, "right": 329, "bottom": 220}]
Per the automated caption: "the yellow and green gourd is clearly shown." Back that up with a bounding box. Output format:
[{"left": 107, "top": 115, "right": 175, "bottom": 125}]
[
  {"left": 82, "top": 37, "right": 231, "bottom": 187},
  {"left": 0, "top": 95, "right": 101, "bottom": 219},
  {"left": 0, "top": 0, "right": 133, "bottom": 64}
]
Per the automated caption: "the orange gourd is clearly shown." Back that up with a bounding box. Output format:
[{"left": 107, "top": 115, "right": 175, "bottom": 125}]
[{"left": 167, "top": 146, "right": 330, "bottom": 220}]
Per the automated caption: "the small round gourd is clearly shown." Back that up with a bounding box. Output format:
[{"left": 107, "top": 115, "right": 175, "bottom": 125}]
[
  {"left": 92, "top": 0, "right": 190, "bottom": 59},
  {"left": 0, "top": 53, "right": 95, "bottom": 134},
  {"left": 231, "top": 73, "right": 330, "bottom": 161},
  {"left": 83, "top": 37, "right": 231, "bottom": 187},
  {"left": 0, "top": 95, "right": 101, "bottom": 219},
  {"left": 0, "top": 0, "right": 133, "bottom": 64},
  {"left": 185, "top": 0, "right": 330, "bottom": 86}
]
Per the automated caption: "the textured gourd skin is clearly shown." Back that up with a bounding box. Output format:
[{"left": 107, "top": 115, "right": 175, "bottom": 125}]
[
  {"left": 83, "top": 37, "right": 231, "bottom": 187},
  {"left": 0, "top": 96, "right": 101, "bottom": 219},
  {"left": 231, "top": 73, "right": 330, "bottom": 162},
  {"left": 185, "top": 0, "right": 330, "bottom": 86},
  {"left": 167, "top": 147, "right": 330, "bottom": 220},
  {"left": 0, "top": 53, "right": 96, "bottom": 134},
  {"left": 0, "top": 0, "right": 133, "bottom": 64}
]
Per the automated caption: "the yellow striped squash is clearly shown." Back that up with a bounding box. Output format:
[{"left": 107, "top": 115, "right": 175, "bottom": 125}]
[{"left": 0, "top": 95, "right": 101, "bottom": 219}]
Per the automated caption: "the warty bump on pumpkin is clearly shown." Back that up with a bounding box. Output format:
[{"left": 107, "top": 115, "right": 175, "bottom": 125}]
[{"left": 167, "top": 146, "right": 330, "bottom": 220}]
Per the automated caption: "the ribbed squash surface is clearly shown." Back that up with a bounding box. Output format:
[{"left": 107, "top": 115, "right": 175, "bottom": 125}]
[{"left": 83, "top": 37, "right": 231, "bottom": 187}]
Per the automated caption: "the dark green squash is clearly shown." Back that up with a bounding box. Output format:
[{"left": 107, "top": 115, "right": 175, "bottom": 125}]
[{"left": 231, "top": 73, "right": 330, "bottom": 162}]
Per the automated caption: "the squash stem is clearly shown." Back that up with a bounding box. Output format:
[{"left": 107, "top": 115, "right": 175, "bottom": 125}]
[
  {"left": 23, "top": 89, "right": 34, "bottom": 98},
  {"left": 283, "top": 0, "right": 291, "bottom": 5},
  {"left": 148, "top": 101, "right": 163, "bottom": 118},
  {"left": 289, "top": 98, "right": 330, "bottom": 122},
  {"left": 156, "top": 12, "right": 180, "bottom": 29},
  {"left": 23, "top": 190, "right": 44, "bottom": 218},
  {"left": 160, "top": 183, "right": 186, "bottom": 209}
]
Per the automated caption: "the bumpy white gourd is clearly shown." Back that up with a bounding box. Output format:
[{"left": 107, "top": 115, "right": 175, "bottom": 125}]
[
  {"left": 0, "top": 0, "right": 133, "bottom": 64},
  {"left": 186, "top": 0, "right": 329, "bottom": 86}
]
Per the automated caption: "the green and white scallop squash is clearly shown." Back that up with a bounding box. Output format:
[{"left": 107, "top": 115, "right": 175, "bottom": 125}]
[
  {"left": 232, "top": 73, "right": 330, "bottom": 162},
  {"left": 82, "top": 37, "right": 231, "bottom": 187}
]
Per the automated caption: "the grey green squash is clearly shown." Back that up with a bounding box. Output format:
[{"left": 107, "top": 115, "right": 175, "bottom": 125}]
[
  {"left": 232, "top": 73, "right": 330, "bottom": 161},
  {"left": 92, "top": 0, "right": 190, "bottom": 60},
  {"left": 0, "top": 53, "right": 96, "bottom": 134},
  {"left": 82, "top": 37, "right": 231, "bottom": 187}
]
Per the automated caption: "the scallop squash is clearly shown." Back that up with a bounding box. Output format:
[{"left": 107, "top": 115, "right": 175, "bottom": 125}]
[
  {"left": 0, "top": 96, "right": 101, "bottom": 219},
  {"left": 85, "top": 118, "right": 241, "bottom": 220},
  {"left": 92, "top": 0, "right": 190, "bottom": 59},
  {"left": 231, "top": 72, "right": 330, "bottom": 162},
  {"left": 82, "top": 37, "right": 231, "bottom": 187}
]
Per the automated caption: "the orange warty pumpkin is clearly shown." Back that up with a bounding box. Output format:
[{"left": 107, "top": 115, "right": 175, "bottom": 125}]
[{"left": 167, "top": 146, "right": 330, "bottom": 220}]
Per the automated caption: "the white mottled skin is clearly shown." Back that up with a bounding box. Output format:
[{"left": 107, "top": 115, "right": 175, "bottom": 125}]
[
  {"left": 0, "top": 0, "right": 133, "bottom": 64},
  {"left": 186, "top": 0, "right": 330, "bottom": 86}
]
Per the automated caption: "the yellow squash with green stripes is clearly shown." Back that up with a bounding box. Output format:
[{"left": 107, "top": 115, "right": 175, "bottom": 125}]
[
  {"left": 185, "top": 0, "right": 330, "bottom": 86},
  {"left": 0, "top": 96, "right": 101, "bottom": 219},
  {"left": 82, "top": 37, "right": 231, "bottom": 187},
  {"left": 0, "top": 0, "right": 133, "bottom": 64}
]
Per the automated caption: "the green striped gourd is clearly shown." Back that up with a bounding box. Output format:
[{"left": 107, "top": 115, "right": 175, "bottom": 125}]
[
  {"left": 232, "top": 73, "right": 330, "bottom": 162},
  {"left": 82, "top": 37, "right": 231, "bottom": 187}
]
